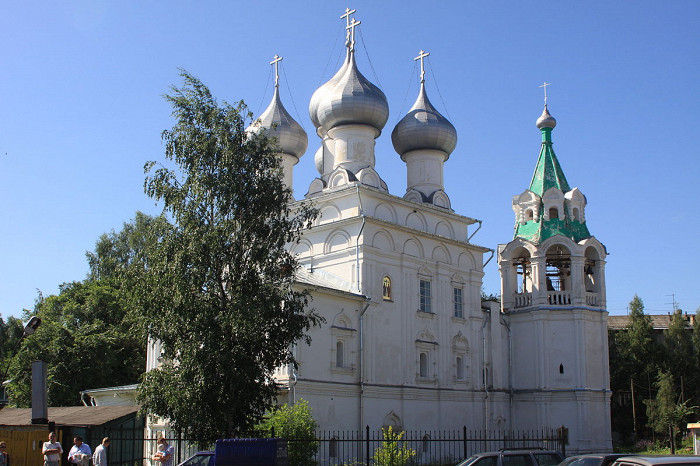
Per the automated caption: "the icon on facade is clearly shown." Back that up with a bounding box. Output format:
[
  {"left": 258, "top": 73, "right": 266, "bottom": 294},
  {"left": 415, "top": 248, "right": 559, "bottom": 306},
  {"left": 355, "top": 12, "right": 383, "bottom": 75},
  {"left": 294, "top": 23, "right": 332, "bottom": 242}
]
[{"left": 383, "top": 276, "right": 392, "bottom": 301}]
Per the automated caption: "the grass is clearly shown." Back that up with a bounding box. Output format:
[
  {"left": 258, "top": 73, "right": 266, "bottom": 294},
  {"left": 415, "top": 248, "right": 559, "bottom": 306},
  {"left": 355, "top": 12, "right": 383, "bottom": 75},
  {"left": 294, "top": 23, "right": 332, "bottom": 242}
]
[{"left": 615, "top": 436, "right": 695, "bottom": 455}]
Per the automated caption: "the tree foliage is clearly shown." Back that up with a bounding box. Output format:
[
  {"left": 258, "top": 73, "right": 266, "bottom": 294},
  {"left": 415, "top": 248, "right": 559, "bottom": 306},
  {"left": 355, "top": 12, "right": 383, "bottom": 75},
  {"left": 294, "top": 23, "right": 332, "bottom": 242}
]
[
  {"left": 6, "top": 281, "right": 144, "bottom": 407},
  {"left": 644, "top": 370, "right": 697, "bottom": 437},
  {"left": 86, "top": 211, "right": 172, "bottom": 282},
  {"left": 0, "top": 316, "right": 24, "bottom": 368},
  {"left": 608, "top": 295, "right": 662, "bottom": 439},
  {"left": 129, "top": 71, "right": 320, "bottom": 446},
  {"left": 662, "top": 309, "right": 694, "bottom": 401},
  {"left": 372, "top": 427, "right": 416, "bottom": 466},
  {"left": 257, "top": 400, "right": 319, "bottom": 466},
  {"left": 3, "top": 213, "right": 163, "bottom": 407}
]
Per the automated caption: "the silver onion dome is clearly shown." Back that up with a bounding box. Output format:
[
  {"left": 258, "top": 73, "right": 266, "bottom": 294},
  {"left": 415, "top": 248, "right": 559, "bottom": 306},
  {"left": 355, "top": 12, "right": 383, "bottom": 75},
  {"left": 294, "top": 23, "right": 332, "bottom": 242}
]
[
  {"left": 391, "top": 82, "right": 457, "bottom": 156},
  {"left": 536, "top": 104, "right": 557, "bottom": 129},
  {"left": 250, "top": 86, "right": 308, "bottom": 159},
  {"left": 315, "top": 53, "right": 389, "bottom": 134},
  {"left": 309, "top": 49, "right": 351, "bottom": 131}
]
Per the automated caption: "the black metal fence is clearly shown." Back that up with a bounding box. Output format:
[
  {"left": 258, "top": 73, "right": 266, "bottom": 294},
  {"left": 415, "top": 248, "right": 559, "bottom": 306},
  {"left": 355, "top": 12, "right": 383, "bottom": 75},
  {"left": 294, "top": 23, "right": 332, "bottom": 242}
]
[{"left": 137, "top": 427, "right": 565, "bottom": 466}]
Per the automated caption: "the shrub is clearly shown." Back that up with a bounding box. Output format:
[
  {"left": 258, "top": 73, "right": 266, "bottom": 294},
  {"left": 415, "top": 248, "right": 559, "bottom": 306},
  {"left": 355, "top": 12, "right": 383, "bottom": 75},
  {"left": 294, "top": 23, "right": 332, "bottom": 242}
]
[
  {"left": 372, "top": 427, "right": 416, "bottom": 466},
  {"left": 257, "top": 399, "right": 319, "bottom": 466}
]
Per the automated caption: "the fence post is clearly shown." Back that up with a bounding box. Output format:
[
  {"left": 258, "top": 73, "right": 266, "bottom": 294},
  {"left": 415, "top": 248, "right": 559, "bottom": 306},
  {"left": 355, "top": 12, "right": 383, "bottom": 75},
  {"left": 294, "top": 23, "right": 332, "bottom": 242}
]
[
  {"left": 366, "top": 425, "right": 370, "bottom": 466},
  {"left": 556, "top": 426, "right": 567, "bottom": 458},
  {"left": 463, "top": 426, "right": 467, "bottom": 459}
]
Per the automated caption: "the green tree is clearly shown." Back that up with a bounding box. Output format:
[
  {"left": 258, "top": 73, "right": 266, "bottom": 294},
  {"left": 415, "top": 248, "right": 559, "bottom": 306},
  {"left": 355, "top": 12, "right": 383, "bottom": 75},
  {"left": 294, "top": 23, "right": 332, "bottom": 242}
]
[
  {"left": 3, "top": 213, "right": 163, "bottom": 407},
  {"left": 6, "top": 281, "right": 144, "bottom": 407},
  {"left": 0, "top": 315, "right": 24, "bottom": 367},
  {"left": 257, "top": 400, "right": 319, "bottom": 466},
  {"left": 662, "top": 309, "right": 694, "bottom": 403},
  {"left": 609, "top": 295, "right": 661, "bottom": 439},
  {"left": 693, "top": 308, "right": 700, "bottom": 404},
  {"left": 371, "top": 427, "right": 416, "bottom": 466},
  {"left": 129, "top": 71, "right": 320, "bottom": 446},
  {"left": 87, "top": 211, "right": 172, "bottom": 281},
  {"left": 644, "top": 370, "right": 697, "bottom": 450}
]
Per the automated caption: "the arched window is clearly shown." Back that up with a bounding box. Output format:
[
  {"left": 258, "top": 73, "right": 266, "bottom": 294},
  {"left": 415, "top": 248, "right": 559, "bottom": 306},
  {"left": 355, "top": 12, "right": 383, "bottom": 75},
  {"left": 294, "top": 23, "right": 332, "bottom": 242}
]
[
  {"left": 336, "top": 341, "right": 344, "bottom": 368},
  {"left": 585, "top": 247, "right": 601, "bottom": 295},
  {"left": 545, "top": 244, "right": 571, "bottom": 292},
  {"left": 422, "top": 434, "right": 431, "bottom": 453},
  {"left": 526, "top": 209, "right": 534, "bottom": 221},
  {"left": 549, "top": 207, "right": 559, "bottom": 220},
  {"left": 559, "top": 364, "right": 564, "bottom": 374},
  {"left": 512, "top": 248, "right": 532, "bottom": 296},
  {"left": 456, "top": 356, "right": 464, "bottom": 380},
  {"left": 419, "top": 352, "right": 428, "bottom": 378},
  {"left": 572, "top": 207, "right": 580, "bottom": 221}
]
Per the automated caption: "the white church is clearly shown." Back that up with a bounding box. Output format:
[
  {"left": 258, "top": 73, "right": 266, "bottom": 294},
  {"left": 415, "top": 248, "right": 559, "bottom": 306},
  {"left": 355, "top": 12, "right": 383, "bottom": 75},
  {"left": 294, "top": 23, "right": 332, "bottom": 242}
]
[
  {"left": 253, "top": 9, "right": 612, "bottom": 455},
  {"left": 91, "top": 9, "right": 612, "bottom": 457}
]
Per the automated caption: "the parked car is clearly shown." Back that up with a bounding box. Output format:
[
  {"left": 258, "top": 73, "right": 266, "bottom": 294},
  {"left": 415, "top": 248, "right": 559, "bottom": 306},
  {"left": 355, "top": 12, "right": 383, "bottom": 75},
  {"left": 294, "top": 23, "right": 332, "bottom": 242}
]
[
  {"left": 557, "top": 454, "right": 633, "bottom": 466},
  {"left": 178, "top": 451, "right": 214, "bottom": 466},
  {"left": 610, "top": 456, "right": 700, "bottom": 466},
  {"left": 457, "top": 448, "right": 564, "bottom": 466}
]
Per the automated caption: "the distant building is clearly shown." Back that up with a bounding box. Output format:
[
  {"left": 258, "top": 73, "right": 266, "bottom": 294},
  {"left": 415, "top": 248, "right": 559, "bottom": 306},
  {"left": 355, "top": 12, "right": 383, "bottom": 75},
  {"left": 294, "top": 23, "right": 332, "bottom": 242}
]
[{"left": 608, "top": 313, "right": 695, "bottom": 344}]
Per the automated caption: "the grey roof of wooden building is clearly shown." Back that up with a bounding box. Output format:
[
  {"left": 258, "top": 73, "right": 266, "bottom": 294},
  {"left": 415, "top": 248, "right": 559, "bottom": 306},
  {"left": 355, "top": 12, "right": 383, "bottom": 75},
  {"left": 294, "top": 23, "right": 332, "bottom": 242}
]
[
  {"left": 0, "top": 406, "right": 139, "bottom": 427},
  {"left": 608, "top": 313, "right": 695, "bottom": 330}
]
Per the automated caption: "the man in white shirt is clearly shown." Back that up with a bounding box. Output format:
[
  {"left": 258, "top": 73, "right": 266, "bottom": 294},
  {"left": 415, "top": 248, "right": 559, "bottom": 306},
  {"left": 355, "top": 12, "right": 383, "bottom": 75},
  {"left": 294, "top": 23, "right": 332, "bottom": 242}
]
[
  {"left": 68, "top": 436, "right": 92, "bottom": 465},
  {"left": 42, "top": 432, "right": 63, "bottom": 466},
  {"left": 92, "top": 437, "right": 110, "bottom": 466}
]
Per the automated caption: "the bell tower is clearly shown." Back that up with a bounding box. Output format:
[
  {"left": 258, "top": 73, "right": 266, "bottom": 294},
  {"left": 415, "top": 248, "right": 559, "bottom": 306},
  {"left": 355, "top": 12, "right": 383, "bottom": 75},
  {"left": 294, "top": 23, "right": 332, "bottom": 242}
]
[{"left": 498, "top": 93, "right": 612, "bottom": 453}]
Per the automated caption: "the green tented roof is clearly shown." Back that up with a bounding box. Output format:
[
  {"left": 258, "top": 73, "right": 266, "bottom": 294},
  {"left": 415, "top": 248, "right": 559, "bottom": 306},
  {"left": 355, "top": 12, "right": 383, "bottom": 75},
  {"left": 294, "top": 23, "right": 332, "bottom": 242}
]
[
  {"left": 514, "top": 127, "right": 591, "bottom": 244},
  {"left": 528, "top": 128, "right": 570, "bottom": 196}
]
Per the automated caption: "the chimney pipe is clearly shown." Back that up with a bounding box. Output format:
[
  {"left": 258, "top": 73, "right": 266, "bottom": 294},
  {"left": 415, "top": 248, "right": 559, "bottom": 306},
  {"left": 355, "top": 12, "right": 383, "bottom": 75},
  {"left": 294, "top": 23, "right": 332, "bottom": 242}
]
[{"left": 31, "top": 360, "right": 48, "bottom": 424}]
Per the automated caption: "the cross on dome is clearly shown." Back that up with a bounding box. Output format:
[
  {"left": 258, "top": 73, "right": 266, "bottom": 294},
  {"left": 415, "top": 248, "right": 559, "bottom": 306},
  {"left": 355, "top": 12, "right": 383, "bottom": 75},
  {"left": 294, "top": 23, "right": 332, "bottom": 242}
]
[
  {"left": 347, "top": 18, "right": 361, "bottom": 52},
  {"left": 270, "top": 54, "right": 283, "bottom": 88},
  {"left": 415, "top": 50, "right": 430, "bottom": 83},
  {"left": 340, "top": 7, "right": 356, "bottom": 29},
  {"left": 539, "top": 81, "right": 551, "bottom": 105}
]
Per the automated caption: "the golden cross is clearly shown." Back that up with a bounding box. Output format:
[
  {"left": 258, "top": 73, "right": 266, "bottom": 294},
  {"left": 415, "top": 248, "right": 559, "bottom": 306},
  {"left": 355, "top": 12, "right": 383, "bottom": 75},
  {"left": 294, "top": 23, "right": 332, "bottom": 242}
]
[
  {"left": 347, "top": 18, "right": 361, "bottom": 52},
  {"left": 539, "top": 82, "right": 551, "bottom": 105},
  {"left": 270, "top": 54, "right": 283, "bottom": 87},
  {"left": 415, "top": 50, "right": 430, "bottom": 83}
]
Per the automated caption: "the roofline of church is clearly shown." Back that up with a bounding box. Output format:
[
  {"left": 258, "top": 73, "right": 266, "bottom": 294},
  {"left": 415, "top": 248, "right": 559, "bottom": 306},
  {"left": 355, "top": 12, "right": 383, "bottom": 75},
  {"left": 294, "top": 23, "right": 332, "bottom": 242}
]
[
  {"left": 292, "top": 277, "right": 367, "bottom": 300},
  {"left": 293, "top": 184, "right": 482, "bottom": 226}
]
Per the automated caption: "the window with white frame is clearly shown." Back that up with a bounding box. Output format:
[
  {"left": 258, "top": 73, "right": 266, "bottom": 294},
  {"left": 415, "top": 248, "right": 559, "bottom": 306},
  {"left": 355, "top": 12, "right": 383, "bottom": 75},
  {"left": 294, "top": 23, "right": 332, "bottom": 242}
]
[
  {"left": 331, "top": 315, "right": 356, "bottom": 374},
  {"left": 419, "top": 352, "right": 429, "bottom": 378},
  {"left": 453, "top": 287, "right": 464, "bottom": 318},
  {"left": 336, "top": 340, "right": 344, "bottom": 368},
  {"left": 419, "top": 279, "right": 432, "bottom": 313}
]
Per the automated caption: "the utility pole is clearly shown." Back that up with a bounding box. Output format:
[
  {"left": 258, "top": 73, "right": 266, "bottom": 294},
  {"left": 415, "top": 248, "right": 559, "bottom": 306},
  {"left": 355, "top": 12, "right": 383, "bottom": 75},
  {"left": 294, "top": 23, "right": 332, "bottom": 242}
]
[{"left": 631, "top": 378, "right": 638, "bottom": 440}]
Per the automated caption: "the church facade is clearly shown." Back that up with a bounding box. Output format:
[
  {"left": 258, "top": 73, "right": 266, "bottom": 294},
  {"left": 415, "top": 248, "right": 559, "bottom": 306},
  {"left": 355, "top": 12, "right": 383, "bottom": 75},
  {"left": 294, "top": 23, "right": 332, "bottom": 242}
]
[
  {"left": 138, "top": 10, "right": 612, "bottom": 455},
  {"left": 249, "top": 10, "right": 612, "bottom": 455}
]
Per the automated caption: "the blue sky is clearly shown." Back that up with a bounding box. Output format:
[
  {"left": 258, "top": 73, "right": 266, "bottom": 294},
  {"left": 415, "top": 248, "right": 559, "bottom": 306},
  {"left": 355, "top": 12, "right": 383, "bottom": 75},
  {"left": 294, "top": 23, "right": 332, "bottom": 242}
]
[{"left": 1, "top": 1, "right": 699, "bottom": 318}]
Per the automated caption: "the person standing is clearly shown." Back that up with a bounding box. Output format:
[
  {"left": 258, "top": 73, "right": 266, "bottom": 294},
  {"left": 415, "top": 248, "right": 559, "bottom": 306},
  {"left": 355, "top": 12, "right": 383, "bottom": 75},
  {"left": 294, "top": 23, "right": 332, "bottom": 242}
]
[
  {"left": 92, "top": 437, "right": 110, "bottom": 466},
  {"left": 68, "top": 436, "right": 92, "bottom": 465},
  {"left": 0, "top": 441, "right": 10, "bottom": 466},
  {"left": 152, "top": 437, "right": 174, "bottom": 466},
  {"left": 42, "top": 432, "right": 62, "bottom": 466}
]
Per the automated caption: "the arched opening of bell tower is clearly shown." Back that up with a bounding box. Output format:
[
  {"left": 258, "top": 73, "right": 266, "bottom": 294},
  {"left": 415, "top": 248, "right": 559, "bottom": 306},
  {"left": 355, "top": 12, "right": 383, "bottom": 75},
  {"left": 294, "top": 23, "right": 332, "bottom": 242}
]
[{"left": 545, "top": 244, "right": 571, "bottom": 305}]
